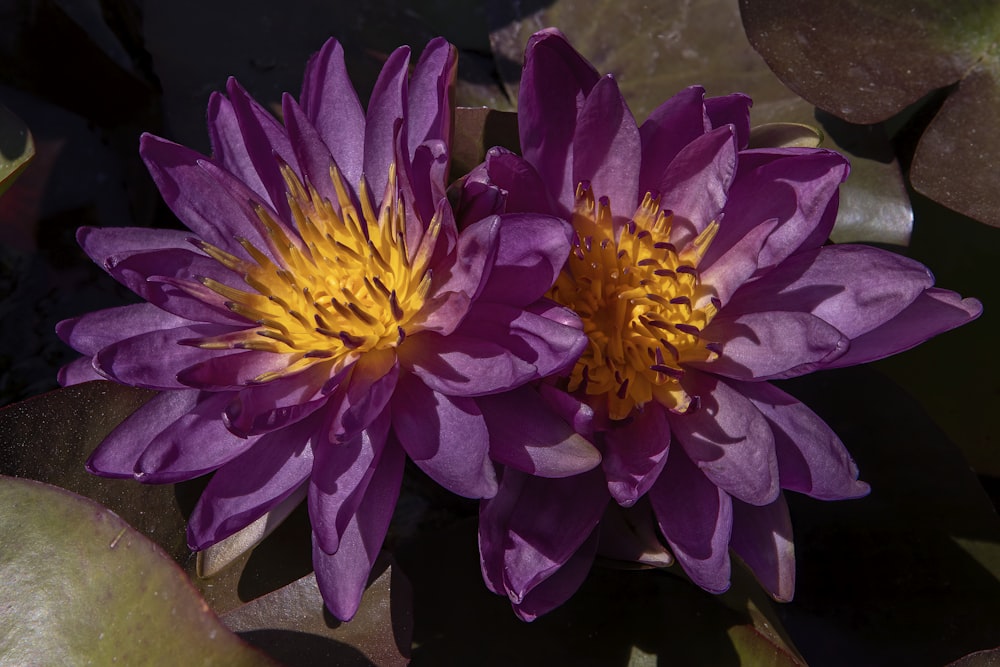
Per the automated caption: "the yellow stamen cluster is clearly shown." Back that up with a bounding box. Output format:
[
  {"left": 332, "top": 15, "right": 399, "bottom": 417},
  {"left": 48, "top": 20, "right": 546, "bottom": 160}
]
[
  {"left": 548, "top": 183, "right": 719, "bottom": 420},
  {"left": 187, "top": 163, "right": 436, "bottom": 384}
]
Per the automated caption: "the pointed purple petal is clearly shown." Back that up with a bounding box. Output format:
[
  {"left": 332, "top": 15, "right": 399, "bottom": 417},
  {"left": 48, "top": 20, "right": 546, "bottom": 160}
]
[
  {"left": 96, "top": 325, "right": 243, "bottom": 390},
  {"left": 698, "top": 310, "right": 848, "bottom": 380},
  {"left": 825, "top": 288, "right": 982, "bottom": 368},
  {"left": 705, "top": 92, "right": 752, "bottom": 148},
  {"left": 603, "top": 402, "right": 671, "bottom": 506},
  {"left": 477, "top": 385, "right": 601, "bottom": 478},
  {"left": 480, "top": 467, "right": 607, "bottom": 605},
  {"left": 639, "top": 86, "right": 710, "bottom": 199},
  {"left": 86, "top": 389, "right": 201, "bottom": 478},
  {"left": 699, "top": 218, "right": 779, "bottom": 307},
  {"left": 731, "top": 495, "right": 795, "bottom": 601},
  {"left": 648, "top": 443, "right": 733, "bottom": 593},
  {"left": 313, "top": 438, "right": 405, "bottom": 621},
  {"left": 392, "top": 373, "right": 496, "bottom": 498},
  {"left": 135, "top": 391, "right": 258, "bottom": 483},
  {"left": 705, "top": 149, "right": 849, "bottom": 272},
  {"left": 139, "top": 134, "right": 278, "bottom": 258},
  {"left": 187, "top": 415, "right": 317, "bottom": 549},
  {"left": 327, "top": 348, "right": 399, "bottom": 442},
  {"left": 58, "top": 357, "right": 103, "bottom": 386},
  {"left": 281, "top": 93, "right": 337, "bottom": 205},
  {"left": 476, "top": 213, "right": 573, "bottom": 307},
  {"left": 671, "top": 371, "right": 779, "bottom": 506},
  {"left": 725, "top": 244, "right": 934, "bottom": 340},
  {"left": 731, "top": 379, "right": 869, "bottom": 500},
  {"left": 309, "top": 409, "right": 390, "bottom": 554},
  {"left": 407, "top": 37, "right": 456, "bottom": 153},
  {"left": 224, "top": 77, "right": 299, "bottom": 218},
  {"left": 519, "top": 28, "right": 600, "bottom": 214},
  {"left": 300, "top": 38, "right": 366, "bottom": 190},
  {"left": 221, "top": 365, "right": 331, "bottom": 437},
  {"left": 57, "top": 303, "right": 187, "bottom": 356},
  {"left": 573, "top": 74, "right": 640, "bottom": 208},
  {"left": 480, "top": 147, "right": 556, "bottom": 216},
  {"left": 207, "top": 92, "right": 268, "bottom": 201},
  {"left": 659, "top": 125, "right": 737, "bottom": 251},
  {"left": 364, "top": 45, "right": 410, "bottom": 201},
  {"left": 597, "top": 499, "right": 675, "bottom": 567},
  {"left": 512, "top": 528, "right": 599, "bottom": 622}
]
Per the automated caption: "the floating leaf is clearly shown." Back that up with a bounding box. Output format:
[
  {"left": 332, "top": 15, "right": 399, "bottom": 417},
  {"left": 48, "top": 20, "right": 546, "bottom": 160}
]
[
  {"left": 0, "top": 103, "right": 33, "bottom": 198},
  {"left": 0, "top": 381, "right": 192, "bottom": 560},
  {"left": 486, "top": 0, "right": 913, "bottom": 245},
  {"left": 740, "top": 0, "right": 1000, "bottom": 227},
  {"left": 221, "top": 560, "right": 413, "bottom": 667},
  {"left": 0, "top": 475, "right": 278, "bottom": 666}
]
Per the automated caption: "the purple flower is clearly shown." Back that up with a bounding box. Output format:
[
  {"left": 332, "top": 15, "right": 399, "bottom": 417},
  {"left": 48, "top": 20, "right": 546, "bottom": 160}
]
[
  {"left": 468, "top": 29, "right": 983, "bottom": 621},
  {"left": 56, "top": 37, "right": 596, "bottom": 620}
]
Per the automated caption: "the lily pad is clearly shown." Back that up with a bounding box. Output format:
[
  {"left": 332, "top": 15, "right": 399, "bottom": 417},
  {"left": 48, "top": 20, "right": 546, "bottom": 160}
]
[
  {"left": 739, "top": 0, "right": 1000, "bottom": 227},
  {"left": 0, "top": 380, "right": 194, "bottom": 561},
  {"left": 0, "top": 474, "right": 278, "bottom": 666},
  {"left": 0, "top": 103, "right": 33, "bottom": 198},
  {"left": 486, "top": 0, "right": 913, "bottom": 245}
]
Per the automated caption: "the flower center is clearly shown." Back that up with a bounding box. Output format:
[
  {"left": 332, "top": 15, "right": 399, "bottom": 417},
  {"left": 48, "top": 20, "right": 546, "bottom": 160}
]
[
  {"left": 548, "top": 182, "right": 719, "bottom": 420},
  {"left": 189, "top": 162, "right": 437, "bottom": 383}
]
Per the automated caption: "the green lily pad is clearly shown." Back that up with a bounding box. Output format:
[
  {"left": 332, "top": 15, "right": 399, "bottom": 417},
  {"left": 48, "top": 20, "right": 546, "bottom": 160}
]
[
  {"left": 0, "top": 103, "right": 33, "bottom": 198},
  {"left": 0, "top": 381, "right": 192, "bottom": 561},
  {"left": 486, "top": 0, "right": 913, "bottom": 245},
  {"left": 0, "top": 474, "right": 279, "bottom": 666},
  {"left": 740, "top": 0, "right": 1000, "bottom": 227}
]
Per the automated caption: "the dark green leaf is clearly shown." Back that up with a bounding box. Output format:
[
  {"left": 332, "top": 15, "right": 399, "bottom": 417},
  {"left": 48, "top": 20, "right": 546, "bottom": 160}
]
[
  {"left": 0, "top": 475, "right": 279, "bottom": 666},
  {"left": 0, "top": 103, "right": 33, "bottom": 197},
  {"left": 740, "top": 0, "right": 1000, "bottom": 227},
  {"left": 0, "top": 381, "right": 191, "bottom": 561},
  {"left": 221, "top": 560, "right": 413, "bottom": 667}
]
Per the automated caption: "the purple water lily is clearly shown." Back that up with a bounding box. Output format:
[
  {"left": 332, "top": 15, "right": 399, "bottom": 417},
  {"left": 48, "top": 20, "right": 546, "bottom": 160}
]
[
  {"left": 56, "top": 36, "right": 596, "bottom": 620},
  {"left": 466, "top": 29, "right": 983, "bottom": 621}
]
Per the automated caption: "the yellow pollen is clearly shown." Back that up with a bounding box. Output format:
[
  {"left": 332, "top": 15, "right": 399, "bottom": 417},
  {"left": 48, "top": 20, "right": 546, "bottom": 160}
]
[
  {"left": 548, "top": 183, "right": 720, "bottom": 420},
  {"left": 188, "top": 162, "right": 434, "bottom": 384}
]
